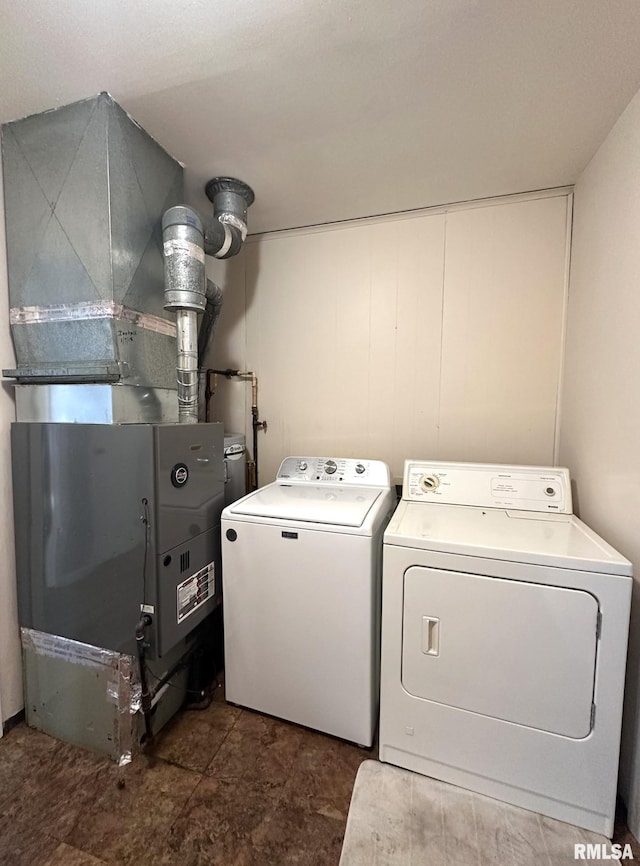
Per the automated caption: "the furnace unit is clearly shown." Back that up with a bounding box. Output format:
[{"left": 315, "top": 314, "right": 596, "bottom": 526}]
[
  {"left": 2, "top": 93, "right": 253, "bottom": 759},
  {"left": 12, "top": 421, "right": 224, "bottom": 659}
]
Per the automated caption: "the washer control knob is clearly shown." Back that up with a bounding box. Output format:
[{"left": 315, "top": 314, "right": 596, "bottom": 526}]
[
  {"left": 544, "top": 486, "right": 556, "bottom": 496},
  {"left": 420, "top": 474, "right": 440, "bottom": 492},
  {"left": 325, "top": 460, "right": 337, "bottom": 475},
  {"left": 355, "top": 463, "right": 366, "bottom": 474},
  {"left": 299, "top": 461, "right": 308, "bottom": 471}
]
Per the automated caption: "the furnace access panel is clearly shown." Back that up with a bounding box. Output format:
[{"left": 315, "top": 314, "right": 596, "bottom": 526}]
[{"left": 12, "top": 421, "right": 225, "bottom": 658}]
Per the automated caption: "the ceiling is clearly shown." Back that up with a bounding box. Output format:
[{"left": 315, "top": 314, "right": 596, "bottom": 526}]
[{"left": 2, "top": 0, "right": 640, "bottom": 235}]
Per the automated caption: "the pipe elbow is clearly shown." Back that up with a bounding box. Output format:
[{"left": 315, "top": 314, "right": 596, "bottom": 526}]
[
  {"left": 203, "top": 216, "right": 245, "bottom": 259},
  {"left": 203, "top": 177, "right": 254, "bottom": 259}
]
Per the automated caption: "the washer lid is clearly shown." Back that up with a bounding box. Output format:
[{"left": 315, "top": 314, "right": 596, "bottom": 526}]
[
  {"left": 385, "top": 501, "right": 632, "bottom": 575},
  {"left": 227, "top": 482, "right": 384, "bottom": 527}
]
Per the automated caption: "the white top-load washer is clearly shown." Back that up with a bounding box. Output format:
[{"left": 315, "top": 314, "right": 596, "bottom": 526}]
[
  {"left": 222, "top": 456, "right": 394, "bottom": 746},
  {"left": 379, "top": 460, "right": 632, "bottom": 836}
]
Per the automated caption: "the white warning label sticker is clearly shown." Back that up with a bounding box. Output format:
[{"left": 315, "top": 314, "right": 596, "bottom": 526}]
[{"left": 177, "top": 561, "right": 215, "bottom": 625}]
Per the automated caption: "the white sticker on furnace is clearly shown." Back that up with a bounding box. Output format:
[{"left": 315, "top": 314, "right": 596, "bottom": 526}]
[{"left": 177, "top": 561, "right": 215, "bottom": 624}]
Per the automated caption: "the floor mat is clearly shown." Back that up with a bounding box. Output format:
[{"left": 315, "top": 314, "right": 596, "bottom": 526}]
[{"left": 339, "top": 760, "right": 621, "bottom": 865}]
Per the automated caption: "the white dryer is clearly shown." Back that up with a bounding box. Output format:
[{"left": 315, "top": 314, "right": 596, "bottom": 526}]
[
  {"left": 379, "top": 460, "right": 632, "bottom": 836},
  {"left": 222, "top": 456, "right": 394, "bottom": 746}
]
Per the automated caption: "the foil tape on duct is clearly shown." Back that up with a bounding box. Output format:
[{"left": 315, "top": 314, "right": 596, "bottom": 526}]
[
  {"left": 21, "top": 627, "right": 142, "bottom": 766},
  {"left": 9, "top": 301, "right": 177, "bottom": 336}
]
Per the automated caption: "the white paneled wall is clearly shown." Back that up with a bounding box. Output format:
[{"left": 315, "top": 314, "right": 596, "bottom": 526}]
[
  {"left": 439, "top": 197, "right": 569, "bottom": 463},
  {"left": 558, "top": 87, "right": 640, "bottom": 836},
  {"left": 208, "top": 192, "right": 570, "bottom": 485}
]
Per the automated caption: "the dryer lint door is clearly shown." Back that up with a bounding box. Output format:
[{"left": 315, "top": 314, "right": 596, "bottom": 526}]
[{"left": 401, "top": 567, "right": 598, "bottom": 738}]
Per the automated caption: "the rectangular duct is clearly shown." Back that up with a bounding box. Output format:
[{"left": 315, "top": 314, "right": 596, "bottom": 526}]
[{"left": 1, "top": 92, "right": 183, "bottom": 396}]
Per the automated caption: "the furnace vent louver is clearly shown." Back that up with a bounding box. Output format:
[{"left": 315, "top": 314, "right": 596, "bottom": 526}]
[{"left": 1, "top": 93, "right": 183, "bottom": 392}]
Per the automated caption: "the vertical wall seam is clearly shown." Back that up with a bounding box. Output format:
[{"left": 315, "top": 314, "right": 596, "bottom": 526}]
[
  {"left": 553, "top": 192, "right": 574, "bottom": 466},
  {"left": 436, "top": 213, "right": 448, "bottom": 458},
  {"left": 367, "top": 228, "right": 373, "bottom": 456},
  {"left": 391, "top": 234, "right": 400, "bottom": 475}
]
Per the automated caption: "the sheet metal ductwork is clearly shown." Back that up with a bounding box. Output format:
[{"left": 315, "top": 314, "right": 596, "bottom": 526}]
[
  {"left": 1, "top": 93, "right": 183, "bottom": 406},
  {"left": 162, "top": 178, "right": 254, "bottom": 423}
]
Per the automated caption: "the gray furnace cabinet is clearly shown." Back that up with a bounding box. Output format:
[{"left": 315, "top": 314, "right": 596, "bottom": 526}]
[{"left": 12, "top": 421, "right": 224, "bottom": 659}]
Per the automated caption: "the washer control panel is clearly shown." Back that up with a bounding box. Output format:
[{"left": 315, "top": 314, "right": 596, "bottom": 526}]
[
  {"left": 402, "top": 460, "right": 572, "bottom": 513},
  {"left": 277, "top": 456, "right": 390, "bottom": 486}
]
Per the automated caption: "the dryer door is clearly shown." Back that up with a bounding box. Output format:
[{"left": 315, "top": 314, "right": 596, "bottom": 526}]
[{"left": 402, "top": 567, "right": 598, "bottom": 738}]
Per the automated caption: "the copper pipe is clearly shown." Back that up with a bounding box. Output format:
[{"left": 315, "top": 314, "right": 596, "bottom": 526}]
[{"left": 204, "top": 369, "right": 265, "bottom": 490}]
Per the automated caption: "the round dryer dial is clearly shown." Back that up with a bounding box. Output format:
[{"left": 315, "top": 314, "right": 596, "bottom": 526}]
[
  {"left": 324, "top": 460, "right": 337, "bottom": 475},
  {"left": 420, "top": 474, "right": 440, "bottom": 492}
]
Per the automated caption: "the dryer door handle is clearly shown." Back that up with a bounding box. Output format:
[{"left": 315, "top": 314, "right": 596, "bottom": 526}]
[{"left": 422, "top": 616, "right": 440, "bottom": 656}]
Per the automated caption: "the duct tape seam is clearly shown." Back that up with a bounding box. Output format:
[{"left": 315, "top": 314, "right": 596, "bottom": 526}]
[
  {"left": 213, "top": 223, "right": 233, "bottom": 257},
  {"left": 218, "top": 212, "right": 248, "bottom": 242},
  {"left": 21, "top": 627, "right": 120, "bottom": 669},
  {"left": 110, "top": 653, "right": 142, "bottom": 767},
  {"left": 10, "top": 302, "right": 177, "bottom": 338},
  {"left": 163, "top": 238, "right": 206, "bottom": 264}
]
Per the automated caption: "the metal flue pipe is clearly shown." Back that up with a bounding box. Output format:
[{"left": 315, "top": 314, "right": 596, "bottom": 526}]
[
  {"left": 162, "top": 178, "right": 254, "bottom": 423},
  {"left": 198, "top": 280, "right": 224, "bottom": 366},
  {"left": 175, "top": 309, "right": 199, "bottom": 423},
  {"left": 162, "top": 206, "right": 206, "bottom": 424},
  {"left": 203, "top": 178, "right": 255, "bottom": 259}
]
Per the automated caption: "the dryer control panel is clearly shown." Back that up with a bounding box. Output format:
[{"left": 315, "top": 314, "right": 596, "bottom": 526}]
[
  {"left": 402, "top": 460, "right": 572, "bottom": 513},
  {"left": 277, "top": 456, "right": 391, "bottom": 486}
]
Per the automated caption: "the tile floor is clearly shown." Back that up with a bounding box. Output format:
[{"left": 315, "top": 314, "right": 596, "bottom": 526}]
[
  {"left": 0, "top": 685, "right": 638, "bottom": 866},
  {"left": 0, "top": 683, "right": 368, "bottom": 866}
]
